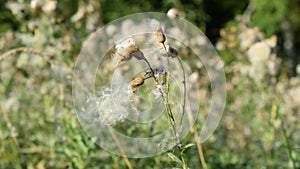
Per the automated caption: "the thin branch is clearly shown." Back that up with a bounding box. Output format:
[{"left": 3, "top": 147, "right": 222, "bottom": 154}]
[
  {"left": 242, "top": 0, "right": 256, "bottom": 25},
  {"left": 108, "top": 127, "right": 133, "bottom": 169},
  {"left": 0, "top": 47, "right": 51, "bottom": 62},
  {"left": 1, "top": 106, "right": 23, "bottom": 169},
  {"left": 142, "top": 58, "right": 158, "bottom": 83},
  {"left": 279, "top": 115, "right": 297, "bottom": 169},
  {"left": 193, "top": 125, "right": 207, "bottom": 169}
]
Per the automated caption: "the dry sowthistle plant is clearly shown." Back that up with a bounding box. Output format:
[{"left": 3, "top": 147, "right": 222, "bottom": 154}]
[{"left": 112, "top": 18, "right": 189, "bottom": 169}]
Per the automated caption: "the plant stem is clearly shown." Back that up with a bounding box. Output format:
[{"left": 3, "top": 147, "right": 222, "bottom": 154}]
[
  {"left": 1, "top": 107, "right": 23, "bottom": 169},
  {"left": 142, "top": 58, "right": 158, "bottom": 83},
  {"left": 162, "top": 43, "right": 177, "bottom": 140},
  {"left": 108, "top": 127, "right": 133, "bottom": 169},
  {"left": 0, "top": 47, "right": 51, "bottom": 62},
  {"left": 180, "top": 147, "right": 188, "bottom": 169},
  {"left": 279, "top": 116, "right": 297, "bottom": 169},
  {"left": 193, "top": 125, "right": 207, "bottom": 169},
  {"left": 161, "top": 42, "right": 189, "bottom": 169},
  {"left": 165, "top": 72, "right": 175, "bottom": 124}
]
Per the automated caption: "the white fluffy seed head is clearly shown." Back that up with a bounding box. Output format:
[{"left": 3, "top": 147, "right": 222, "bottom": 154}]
[
  {"left": 84, "top": 86, "right": 129, "bottom": 126},
  {"left": 247, "top": 42, "right": 271, "bottom": 65},
  {"left": 167, "top": 8, "right": 180, "bottom": 19}
]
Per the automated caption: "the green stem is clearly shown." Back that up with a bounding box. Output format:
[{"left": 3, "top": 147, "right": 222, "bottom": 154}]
[
  {"left": 162, "top": 43, "right": 177, "bottom": 142},
  {"left": 180, "top": 148, "right": 188, "bottom": 169},
  {"left": 1, "top": 107, "right": 23, "bottom": 169},
  {"left": 162, "top": 42, "right": 189, "bottom": 169},
  {"left": 193, "top": 125, "right": 207, "bottom": 169},
  {"left": 108, "top": 127, "right": 133, "bottom": 169},
  {"left": 279, "top": 116, "right": 297, "bottom": 169}
]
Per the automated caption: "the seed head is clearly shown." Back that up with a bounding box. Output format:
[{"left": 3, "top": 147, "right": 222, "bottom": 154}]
[
  {"left": 115, "top": 37, "right": 139, "bottom": 62},
  {"left": 130, "top": 77, "right": 144, "bottom": 88},
  {"left": 167, "top": 8, "right": 181, "bottom": 19},
  {"left": 84, "top": 86, "right": 129, "bottom": 126},
  {"left": 148, "top": 18, "right": 166, "bottom": 44},
  {"left": 156, "top": 27, "right": 166, "bottom": 43},
  {"left": 153, "top": 65, "right": 167, "bottom": 85}
]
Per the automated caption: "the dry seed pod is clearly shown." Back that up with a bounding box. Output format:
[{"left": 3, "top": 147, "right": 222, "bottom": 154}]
[
  {"left": 130, "top": 77, "right": 144, "bottom": 88},
  {"left": 115, "top": 37, "right": 139, "bottom": 62},
  {"left": 156, "top": 27, "right": 166, "bottom": 43},
  {"left": 148, "top": 18, "right": 166, "bottom": 43},
  {"left": 126, "top": 45, "right": 139, "bottom": 55}
]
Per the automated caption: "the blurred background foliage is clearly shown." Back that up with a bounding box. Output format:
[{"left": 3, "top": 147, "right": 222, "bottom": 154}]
[{"left": 0, "top": 0, "right": 299, "bottom": 168}]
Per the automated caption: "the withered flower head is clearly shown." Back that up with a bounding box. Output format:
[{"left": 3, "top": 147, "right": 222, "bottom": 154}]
[
  {"left": 115, "top": 37, "right": 139, "bottom": 62},
  {"left": 153, "top": 65, "right": 167, "bottom": 85},
  {"left": 155, "top": 27, "right": 166, "bottom": 43},
  {"left": 130, "top": 77, "right": 144, "bottom": 89},
  {"left": 148, "top": 18, "right": 166, "bottom": 43}
]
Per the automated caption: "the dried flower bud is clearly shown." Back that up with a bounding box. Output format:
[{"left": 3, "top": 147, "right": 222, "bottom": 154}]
[
  {"left": 115, "top": 37, "right": 139, "bottom": 62},
  {"left": 156, "top": 27, "right": 166, "bottom": 43},
  {"left": 148, "top": 18, "right": 166, "bottom": 43},
  {"left": 130, "top": 77, "right": 144, "bottom": 88}
]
